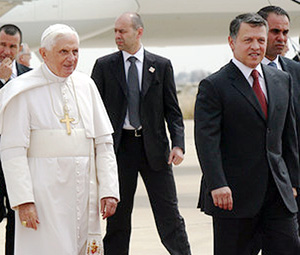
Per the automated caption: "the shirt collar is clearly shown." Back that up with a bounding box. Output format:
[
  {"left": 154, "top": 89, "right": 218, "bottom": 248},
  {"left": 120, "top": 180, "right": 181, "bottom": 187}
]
[
  {"left": 42, "top": 63, "right": 69, "bottom": 83},
  {"left": 232, "top": 57, "right": 264, "bottom": 80},
  {"left": 11, "top": 60, "right": 17, "bottom": 78},
  {"left": 261, "top": 56, "right": 280, "bottom": 66},
  {"left": 122, "top": 45, "right": 144, "bottom": 63}
]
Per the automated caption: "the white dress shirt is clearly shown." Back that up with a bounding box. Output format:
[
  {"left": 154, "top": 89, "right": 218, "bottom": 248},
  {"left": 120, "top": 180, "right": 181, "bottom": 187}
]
[
  {"left": 232, "top": 57, "right": 268, "bottom": 101},
  {"left": 261, "top": 56, "right": 283, "bottom": 70}
]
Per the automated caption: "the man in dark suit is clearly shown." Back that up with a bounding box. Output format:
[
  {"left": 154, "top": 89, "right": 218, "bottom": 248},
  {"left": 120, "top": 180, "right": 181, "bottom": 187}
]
[
  {"left": 258, "top": 7, "right": 300, "bottom": 232},
  {"left": 91, "top": 12, "right": 191, "bottom": 255},
  {"left": 194, "top": 13, "right": 300, "bottom": 255},
  {"left": 0, "top": 24, "right": 31, "bottom": 255},
  {"left": 292, "top": 37, "right": 300, "bottom": 62},
  {"left": 245, "top": 6, "right": 300, "bottom": 254}
]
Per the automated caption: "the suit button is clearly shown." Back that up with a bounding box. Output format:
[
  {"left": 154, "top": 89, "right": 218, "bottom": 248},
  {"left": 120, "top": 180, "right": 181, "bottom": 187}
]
[{"left": 267, "top": 128, "right": 271, "bottom": 133}]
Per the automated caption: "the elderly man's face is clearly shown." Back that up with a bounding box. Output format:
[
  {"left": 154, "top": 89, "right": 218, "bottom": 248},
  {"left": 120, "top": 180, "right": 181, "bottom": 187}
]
[
  {"left": 0, "top": 30, "right": 21, "bottom": 62},
  {"left": 40, "top": 34, "right": 79, "bottom": 77}
]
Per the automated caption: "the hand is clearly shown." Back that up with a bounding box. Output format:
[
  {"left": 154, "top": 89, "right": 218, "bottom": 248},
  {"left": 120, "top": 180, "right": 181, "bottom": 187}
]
[
  {"left": 100, "top": 197, "right": 118, "bottom": 219},
  {"left": 18, "top": 202, "right": 40, "bottom": 230},
  {"left": 211, "top": 186, "right": 233, "bottom": 211},
  {"left": 0, "top": 57, "right": 13, "bottom": 82},
  {"left": 292, "top": 187, "right": 297, "bottom": 198},
  {"left": 168, "top": 147, "right": 184, "bottom": 165}
]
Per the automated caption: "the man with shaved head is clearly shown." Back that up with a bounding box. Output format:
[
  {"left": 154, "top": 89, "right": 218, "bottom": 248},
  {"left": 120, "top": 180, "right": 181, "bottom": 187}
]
[{"left": 92, "top": 12, "right": 191, "bottom": 255}]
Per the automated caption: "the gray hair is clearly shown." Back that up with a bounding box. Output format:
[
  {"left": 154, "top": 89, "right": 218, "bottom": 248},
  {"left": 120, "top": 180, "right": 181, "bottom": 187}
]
[
  {"left": 230, "top": 13, "right": 268, "bottom": 40},
  {"left": 41, "top": 24, "right": 80, "bottom": 50}
]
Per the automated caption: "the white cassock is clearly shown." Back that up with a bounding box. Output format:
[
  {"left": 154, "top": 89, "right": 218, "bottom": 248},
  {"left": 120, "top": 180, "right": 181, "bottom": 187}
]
[{"left": 0, "top": 63, "right": 119, "bottom": 255}]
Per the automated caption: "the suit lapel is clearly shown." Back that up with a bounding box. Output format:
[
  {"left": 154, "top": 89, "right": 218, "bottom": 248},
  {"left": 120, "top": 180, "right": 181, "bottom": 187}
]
[
  {"left": 141, "top": 50, "right": 155, "bottom": 97},
  {"left": 279, "top": 56, "right": 288, "bottom": 72},
  {"left": 16, "top": 62, "right": 21, "bottom": 75},
  {"left": 111, "top": 51, "right": 128, "bottom": 96},
  {"left": 114, "top": 50, "right": 156, "bottom": 98},
  {"left": 262, "top": 65, "right": 278, "bottom": 121},
  {"left": 16, "top": 62, "right": 27, "bottom": 75},
  {"left": 228, "top": 62, "right": 266, "bottom": 121}
]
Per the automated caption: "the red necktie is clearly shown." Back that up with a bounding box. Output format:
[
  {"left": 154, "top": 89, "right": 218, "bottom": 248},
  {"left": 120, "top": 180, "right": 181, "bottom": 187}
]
[{"left": 251, "top": 70, "right": 267, "bottom": 118}]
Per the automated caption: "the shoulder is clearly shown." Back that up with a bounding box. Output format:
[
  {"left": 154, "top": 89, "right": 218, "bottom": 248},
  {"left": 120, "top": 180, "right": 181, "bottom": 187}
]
[
  {"left": 203, "top": 62, "right": 232, "bottom": 84},
  {"left": 95, "top": 51, "right": 121, "bottom": 65},
  {"left": 280, "top": 56, "right": 300, "bottom": 68},
  {"left": 16, "top": 62, "right": 32, "bottom": 74},
  {"left": 72, "top": 70, "right": 95, "bottom": 84},
  {"left": 262, "top": 63, "right": 289, "bottom": 80},
  {"left": 280, "top": 56, "right": 300, "bottom": 77},
  {"left": 197, "top": 63, "right": 233, "bottom": 99},
  {"left": 144, "top": 50, "right": 170, "bottom": 64}
]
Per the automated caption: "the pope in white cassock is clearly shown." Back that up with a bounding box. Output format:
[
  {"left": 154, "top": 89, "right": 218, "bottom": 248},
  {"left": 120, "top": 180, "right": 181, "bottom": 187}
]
[{"left": 0, "top": 24, "right": 119, "bottom": 255}]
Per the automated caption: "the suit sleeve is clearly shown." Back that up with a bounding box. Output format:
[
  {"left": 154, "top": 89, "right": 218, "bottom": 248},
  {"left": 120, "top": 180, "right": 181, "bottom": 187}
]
[
  {"left": 163, "top": 60, "right": 185, "bottom": 151},
  {"left": 91, "top": 59, "right": 105, "bottom": 97},
  {"left": 194, "top": 79, "right": 228, "bottom": 192},
  {"left": 282, "top": 75, "right": 300, "bottom": 188}
]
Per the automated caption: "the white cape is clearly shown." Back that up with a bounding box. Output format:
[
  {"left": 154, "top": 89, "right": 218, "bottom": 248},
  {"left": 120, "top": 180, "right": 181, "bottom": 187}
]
[{"left": 0, "top": 64, "right": 119, "bottom": 255}]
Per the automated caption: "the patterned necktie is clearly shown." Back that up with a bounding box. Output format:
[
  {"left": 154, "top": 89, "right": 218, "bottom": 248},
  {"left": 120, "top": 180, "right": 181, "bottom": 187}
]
[
  {"left": 127, "top": 56, "right": 141, "bottom": 128},
  {"left": 251, "top": 70, "right": 267, "bottom": 118},
  {"left": 268, "top": 61, "right": 277, "bottom": 69}
]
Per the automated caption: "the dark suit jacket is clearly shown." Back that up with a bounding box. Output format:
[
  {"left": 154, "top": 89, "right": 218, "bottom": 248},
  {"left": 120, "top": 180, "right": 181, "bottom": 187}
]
[
  {"left": 0, "top": 62, "right": 31, "bottom": 221},
  {"left": 280, "top": 56, "right": 300, "bottom": 156},
  {"left": 91, "top": 50, "right": 184, "bottom": 171},
  {"left": 194, "top": 61, "right": 299, "bottom": 218},
  {"left": 280, "top": 56, "right": 300, "bottom": 219}
]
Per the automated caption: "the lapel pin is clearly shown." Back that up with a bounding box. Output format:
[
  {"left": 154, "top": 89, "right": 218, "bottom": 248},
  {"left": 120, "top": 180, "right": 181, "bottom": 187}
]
[{"left": 149, "top": 66, "right": 155, "bottom": 73}]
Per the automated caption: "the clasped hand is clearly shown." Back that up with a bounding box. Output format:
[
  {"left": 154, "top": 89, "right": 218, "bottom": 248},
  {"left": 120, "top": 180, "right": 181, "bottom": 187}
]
[{"left": 0, "top": 57, "right": 13, "bottom": 82}]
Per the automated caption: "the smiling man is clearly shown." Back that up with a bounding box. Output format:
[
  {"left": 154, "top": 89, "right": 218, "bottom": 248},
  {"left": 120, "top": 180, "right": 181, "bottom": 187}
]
[
  {"left": 195, "top": 13, "right": 300, "bottom": 255},
  {"left": 0, "top": 24, "right": 119, "bottom": 255}
]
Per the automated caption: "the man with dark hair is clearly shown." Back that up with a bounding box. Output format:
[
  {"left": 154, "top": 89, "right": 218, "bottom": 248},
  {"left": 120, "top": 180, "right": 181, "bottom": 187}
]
[
  {"left": 0, "top": 23, "right": 31, "bottom": 255},
  {"left": 91, "top": 12, "right": 191, "bottom": 255},
  {"left": 195, "top": 12, "right": 300, "bottom": 255},
  {"left": 258, "top": 5, "right": 300, "bottom": 235}
]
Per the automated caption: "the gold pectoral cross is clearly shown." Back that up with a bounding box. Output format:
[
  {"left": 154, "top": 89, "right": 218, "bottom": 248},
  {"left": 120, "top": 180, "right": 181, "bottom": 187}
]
[{"left": 60, "top": 112, "right": 75, "bottom": 135}]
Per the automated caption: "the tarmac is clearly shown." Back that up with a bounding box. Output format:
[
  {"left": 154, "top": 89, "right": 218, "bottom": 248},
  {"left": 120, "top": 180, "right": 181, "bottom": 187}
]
[{"left": 0, "top": 120, "right": 214, "bottom": 254}]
